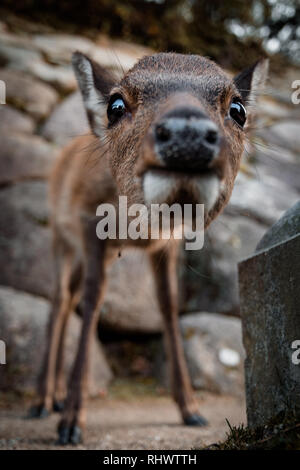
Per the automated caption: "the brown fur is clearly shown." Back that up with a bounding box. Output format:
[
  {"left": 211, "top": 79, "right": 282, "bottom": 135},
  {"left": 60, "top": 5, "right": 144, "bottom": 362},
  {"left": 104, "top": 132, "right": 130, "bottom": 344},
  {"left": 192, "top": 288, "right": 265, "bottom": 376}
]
[{"left": 31, "top": 52, "right": 268, "bottom": 444}]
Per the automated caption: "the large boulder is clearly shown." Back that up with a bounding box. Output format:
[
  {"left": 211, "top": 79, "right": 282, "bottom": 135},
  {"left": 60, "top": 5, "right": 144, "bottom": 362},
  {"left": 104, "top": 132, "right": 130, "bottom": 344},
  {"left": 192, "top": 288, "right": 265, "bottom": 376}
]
[
  {"left": 256, "top": 97, "right": 293, "bottom": 121},
  {"left": 32, "top": 34, "right": 139, "bottom": 71},
  {"left": 180, "top": 313, "right": 245, "bottom": 395},
  {"left": 257, "top": 121, "right": 300, "bottom": 154},
  {"left": 0, "top": 105, "right": 35, "bottom": 134},
  {"left": 0, "top": 31, "right": 150, "bottom": 73},
  {"left": 228, "top": 171, "right": 299, "bottom": 226},
  {"left": 29, "top": 61, "right": 76, "bottom": 93},
  {"left": 32, "top": 34, "right": 97, "bottom": 65},
  {"left": 253, "top": 145, "right": 300, "bottom": 193},
  {"left": 0, "top": 286, "right": 112, "bottom": 396},
  {"left": 182, "top": 212, "right": 267, "bottom": 315},
  {"left": 0, "top": 68, "right": 58, "bottom": 119},
  {"left": 0, "top": 133, "right": 58, "bottom": 185},
  {"left": 0, "top": 181, "right": 54, "bottom": 299},
  {"left": 40, "top": 92, "right": 89, "bottom": 145},
  {"left": 0, "top": 32, "right": 76, "bottom": 92},
  {"left": 0, "top": 41, "right": 42, "bottom": 71},
  {"left": 101, "top": 251, "right": 163, "bottom": 334},
  {"left": 155, "top": 312, "right": 245, "bottom": 396}
]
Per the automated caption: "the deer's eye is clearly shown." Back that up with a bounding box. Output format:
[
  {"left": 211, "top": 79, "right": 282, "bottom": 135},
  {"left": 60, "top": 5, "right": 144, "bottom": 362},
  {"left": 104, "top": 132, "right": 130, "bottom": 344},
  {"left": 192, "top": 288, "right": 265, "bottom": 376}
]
[
  {"left": 229, "top": 99, "right": 247, "bottom": 128},
  {"left": 107, "top": 95, "right": 126, "bottom": 125}
]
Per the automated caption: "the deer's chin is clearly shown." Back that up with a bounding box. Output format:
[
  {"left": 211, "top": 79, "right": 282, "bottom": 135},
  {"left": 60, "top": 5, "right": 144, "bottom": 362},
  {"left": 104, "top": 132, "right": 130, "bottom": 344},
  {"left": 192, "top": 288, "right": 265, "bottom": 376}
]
[{"left": 142, "top": 168, "right": 220, "bottom": 211}]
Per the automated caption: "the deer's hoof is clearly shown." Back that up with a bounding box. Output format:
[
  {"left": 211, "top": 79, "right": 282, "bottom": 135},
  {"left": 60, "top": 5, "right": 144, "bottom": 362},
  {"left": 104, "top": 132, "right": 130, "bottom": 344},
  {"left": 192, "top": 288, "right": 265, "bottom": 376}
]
[
  {"left": 53, "top": 400, "right": 65, "bottom": 413},
  {"left": 56, "top": 426, "right": 69, "bottom": 446},
  {"left": 56, "top": 425, "right": 83, "bottom": 446},
  {"left": 27, "top": 404, "right": 50, "bottom": 419},
  {"left": 70, "top": 425, "right": 83, "bottom": 445},
  {"left": 184, "top": 413, "right": 208, "bottom": 426}
]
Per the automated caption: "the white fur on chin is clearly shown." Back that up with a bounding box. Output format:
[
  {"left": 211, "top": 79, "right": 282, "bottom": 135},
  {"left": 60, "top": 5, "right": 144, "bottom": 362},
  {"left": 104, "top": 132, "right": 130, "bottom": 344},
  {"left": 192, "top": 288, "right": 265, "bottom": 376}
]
[{"left": 143, "top": 170, "right": 220, "bottom": 211}]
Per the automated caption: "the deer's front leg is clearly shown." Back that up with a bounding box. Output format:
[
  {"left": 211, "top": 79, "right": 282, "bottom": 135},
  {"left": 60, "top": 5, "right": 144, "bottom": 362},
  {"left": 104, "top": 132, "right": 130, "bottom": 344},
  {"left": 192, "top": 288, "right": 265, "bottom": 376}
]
[
  {"left": 150, "top": 244, "right": 208, "bottom": 426},
  {"left": 57, "top": 228, "right": 107, "bottom": 445}
]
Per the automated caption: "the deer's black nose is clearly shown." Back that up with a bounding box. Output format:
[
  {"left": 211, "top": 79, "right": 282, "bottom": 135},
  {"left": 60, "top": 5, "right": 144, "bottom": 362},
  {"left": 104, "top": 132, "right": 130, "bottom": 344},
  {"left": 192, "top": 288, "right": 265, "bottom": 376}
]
[{"left": 154, "top": 108, "right": 220, "bottom": 171}]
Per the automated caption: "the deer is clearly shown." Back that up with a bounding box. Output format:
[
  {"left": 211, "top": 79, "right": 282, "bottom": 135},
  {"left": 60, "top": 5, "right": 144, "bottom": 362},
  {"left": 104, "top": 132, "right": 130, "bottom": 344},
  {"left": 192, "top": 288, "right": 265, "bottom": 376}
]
[{"left": 29, "top": 50, "right": 268, "bottom": 445}]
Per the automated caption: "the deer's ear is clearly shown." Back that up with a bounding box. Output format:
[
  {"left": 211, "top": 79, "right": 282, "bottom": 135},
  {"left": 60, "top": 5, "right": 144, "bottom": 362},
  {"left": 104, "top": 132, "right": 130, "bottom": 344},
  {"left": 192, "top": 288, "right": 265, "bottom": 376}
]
[
  {"left": 72, "top": 51, "right": 116, "bottom": 137},
  {"left": 234, "top": 58, "right": 269, "bottom": 104}
]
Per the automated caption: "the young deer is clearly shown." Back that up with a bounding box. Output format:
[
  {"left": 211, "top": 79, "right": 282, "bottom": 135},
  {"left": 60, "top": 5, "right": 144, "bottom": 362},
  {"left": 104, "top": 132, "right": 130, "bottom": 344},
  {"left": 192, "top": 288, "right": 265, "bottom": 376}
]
[{"left": 30, "top": 51, "right": 268, "bottom": 445}]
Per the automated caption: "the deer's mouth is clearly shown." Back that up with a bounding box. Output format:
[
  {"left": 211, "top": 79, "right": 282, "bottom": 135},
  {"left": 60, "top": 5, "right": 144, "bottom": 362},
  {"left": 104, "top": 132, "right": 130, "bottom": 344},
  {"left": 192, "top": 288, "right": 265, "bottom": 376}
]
[
  {"left": 142, "top": 166, "right": 220, "bottom": 211},
  {"left": 144, "top": 165, "right": 215, "bottom": 177}
]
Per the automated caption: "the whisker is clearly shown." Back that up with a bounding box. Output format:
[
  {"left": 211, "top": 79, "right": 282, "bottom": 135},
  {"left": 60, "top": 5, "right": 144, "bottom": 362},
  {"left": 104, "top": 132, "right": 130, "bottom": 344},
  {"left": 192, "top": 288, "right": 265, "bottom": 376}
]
[{"left": 106, "top": 47, "right": 126, "bottom": 77}]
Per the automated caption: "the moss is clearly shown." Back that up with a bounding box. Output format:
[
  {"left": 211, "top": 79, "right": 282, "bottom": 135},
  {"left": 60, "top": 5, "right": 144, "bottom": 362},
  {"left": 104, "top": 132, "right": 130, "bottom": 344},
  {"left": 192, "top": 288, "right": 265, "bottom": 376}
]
[
  {"left": 0, "top": 390, "right": 34, "bottom": 410},
  {"left": 107, "top": 377, "right": 166, "bottom": 401},
  {"left": 202, "top": 410, "right": 300, "bottom": 450}
]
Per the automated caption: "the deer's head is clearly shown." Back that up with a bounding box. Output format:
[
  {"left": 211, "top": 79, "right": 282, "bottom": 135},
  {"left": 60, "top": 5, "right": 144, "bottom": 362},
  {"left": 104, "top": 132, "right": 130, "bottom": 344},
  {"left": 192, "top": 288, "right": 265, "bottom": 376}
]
[{"left": 73, "top": 51, "right": 268, "bottom": 226}]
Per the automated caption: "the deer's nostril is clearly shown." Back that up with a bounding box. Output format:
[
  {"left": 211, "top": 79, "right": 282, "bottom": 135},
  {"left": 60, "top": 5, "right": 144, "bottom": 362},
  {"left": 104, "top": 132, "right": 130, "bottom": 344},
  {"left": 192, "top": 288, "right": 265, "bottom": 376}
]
[
  {"left": 155, "top": 123, "right": 171, "bottom": 143},
  {"left": 205, "top": 129, "right": 218, "bottom": 145},
  {"left": 154, "top": 116, "right": 220, "bottom": 173}
]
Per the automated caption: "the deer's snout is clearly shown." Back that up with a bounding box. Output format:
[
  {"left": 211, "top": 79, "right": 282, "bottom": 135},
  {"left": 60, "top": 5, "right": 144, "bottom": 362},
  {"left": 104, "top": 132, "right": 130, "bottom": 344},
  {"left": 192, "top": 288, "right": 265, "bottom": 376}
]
[{"left": 154, "top": 108, "right": 220, "bottom": 172}]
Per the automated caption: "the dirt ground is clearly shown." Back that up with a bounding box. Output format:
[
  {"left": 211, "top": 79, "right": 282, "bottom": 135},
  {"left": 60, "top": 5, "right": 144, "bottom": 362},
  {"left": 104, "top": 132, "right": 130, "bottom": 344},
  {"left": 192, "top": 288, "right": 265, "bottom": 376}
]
[{"left": 0, "top": 392, "right": 246, "bottom": 450}]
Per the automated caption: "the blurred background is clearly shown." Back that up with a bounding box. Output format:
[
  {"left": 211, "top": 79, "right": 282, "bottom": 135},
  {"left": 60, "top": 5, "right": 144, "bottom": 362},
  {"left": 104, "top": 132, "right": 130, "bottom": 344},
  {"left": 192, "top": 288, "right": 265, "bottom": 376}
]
[
  {"left": 0, "top": 0, "right": 299, "bottom": 449},
  {"left": 1, "top": 0, "right": 300, "bottom": 67}
]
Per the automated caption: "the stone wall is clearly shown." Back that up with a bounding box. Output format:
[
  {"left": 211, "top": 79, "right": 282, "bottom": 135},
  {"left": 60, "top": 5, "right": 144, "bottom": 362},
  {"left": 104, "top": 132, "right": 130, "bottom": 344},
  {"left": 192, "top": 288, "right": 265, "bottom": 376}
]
[{"left": 0, "top": 16, "right": 299, "bottom": 396}]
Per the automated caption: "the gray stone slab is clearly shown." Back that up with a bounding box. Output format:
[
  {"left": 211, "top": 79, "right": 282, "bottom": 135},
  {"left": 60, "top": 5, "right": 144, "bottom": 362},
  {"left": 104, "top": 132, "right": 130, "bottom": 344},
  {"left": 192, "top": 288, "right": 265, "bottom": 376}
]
[
  {"left": 239, "top": 233, "right": 300, "bottom": 428},
  {"left": 257, "top": 200, "right": 300, "bottom": 251}
]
